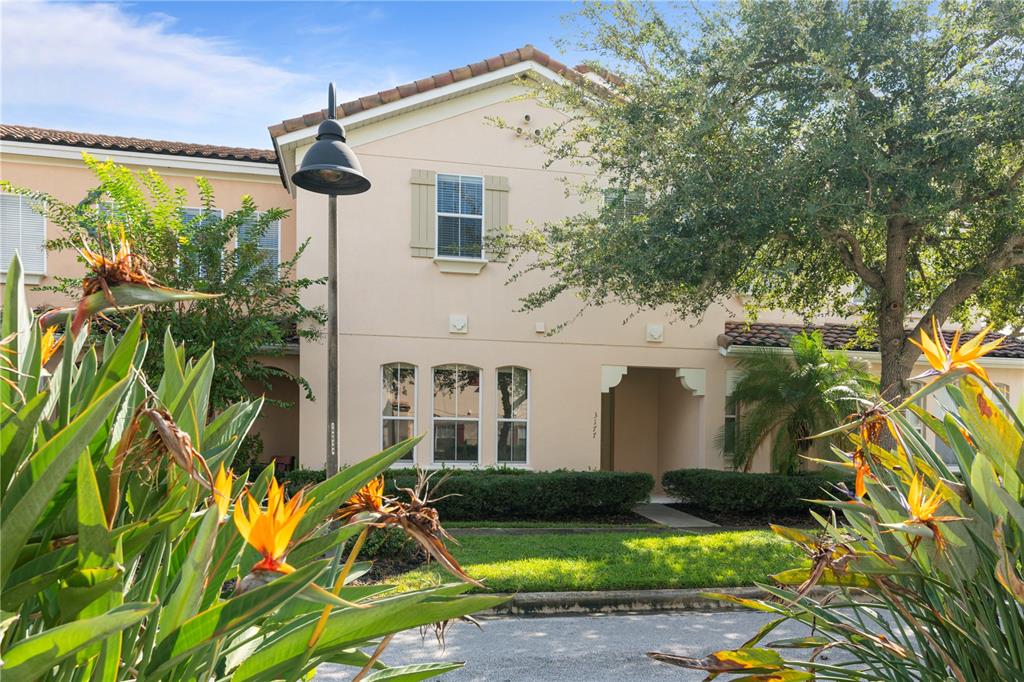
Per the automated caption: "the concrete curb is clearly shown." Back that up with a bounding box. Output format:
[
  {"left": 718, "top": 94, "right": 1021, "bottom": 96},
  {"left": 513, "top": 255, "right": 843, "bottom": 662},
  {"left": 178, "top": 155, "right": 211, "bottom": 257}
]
[{"left": 481, "top": 586, "right": 828, "bottom": 616}]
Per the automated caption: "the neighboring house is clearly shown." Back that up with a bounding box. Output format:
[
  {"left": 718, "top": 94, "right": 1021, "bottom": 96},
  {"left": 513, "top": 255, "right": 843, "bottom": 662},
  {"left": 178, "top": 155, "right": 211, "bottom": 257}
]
[{"left": 2, "top": 45, "right": 1022, "bottom": 484}]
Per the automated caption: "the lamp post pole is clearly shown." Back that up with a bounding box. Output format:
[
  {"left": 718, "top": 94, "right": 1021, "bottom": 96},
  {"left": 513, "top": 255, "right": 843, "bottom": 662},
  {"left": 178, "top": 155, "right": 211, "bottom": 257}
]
[
  {"left": 327, "top": 192, "right": 339, "bottom": 476},
  {"left": 290, "top": 82, "right": 371, "bottom": 478}
]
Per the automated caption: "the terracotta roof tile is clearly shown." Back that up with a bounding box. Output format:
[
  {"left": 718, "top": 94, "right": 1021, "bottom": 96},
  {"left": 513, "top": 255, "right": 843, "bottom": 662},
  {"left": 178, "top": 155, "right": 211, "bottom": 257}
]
[
  {"left": 1, "top": 124, "right": 276, "bottom": 164},
  {"left": 267, "top": 44, "right": 586, "bottom": 139},
  {"left": 721, "top": 322, "right": 1024, "bottom": 360}
]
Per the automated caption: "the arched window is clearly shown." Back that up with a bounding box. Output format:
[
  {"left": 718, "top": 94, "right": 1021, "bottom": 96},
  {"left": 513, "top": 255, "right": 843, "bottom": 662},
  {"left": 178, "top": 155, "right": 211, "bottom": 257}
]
[
  {"left": 381, "top": 363, "right": 416, "bottom": 462},
  {"left": 496, "top": 366, "right": 529, "bottom": 464},
  {"left": 432, "top": 364, "right": 481, "bottom": 463}
]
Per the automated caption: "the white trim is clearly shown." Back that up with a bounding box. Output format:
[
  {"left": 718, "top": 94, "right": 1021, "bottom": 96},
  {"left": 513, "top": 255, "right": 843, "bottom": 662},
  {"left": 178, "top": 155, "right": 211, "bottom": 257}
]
[
  {"left": 495, "top": 365, "right": 530, "bottom": 467},
  {"left": 675, "top": 368, "right": 706, "bottom": 396},
  {"left": 435, "top": 173, "right": 486, "bottom": 260},
  {"left": 1, "top": 140, "right": 279, "bottom": 177},
  {"left": 431, "top": 364, "right": 483, "bottom": 465},
  {"left": 274, "top": 62, "right": 571, "bottom": 148},
  {"left": 720, "top": 344, "right": 1024, "bottom": 368},
  {"left": 380, "top": 362, "right": 417, "bottom": 466},
  {"left": 601, "top": 365, "right": 628, "bottom": 393},
  {"left": 434, "top": 258, "right": 486, "bottom": 275}
]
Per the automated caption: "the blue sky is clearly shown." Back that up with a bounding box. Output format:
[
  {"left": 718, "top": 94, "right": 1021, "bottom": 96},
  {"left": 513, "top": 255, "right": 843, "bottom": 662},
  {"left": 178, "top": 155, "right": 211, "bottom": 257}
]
[{"left": 1, "top": 1, "right": 589, "bottom": 149}]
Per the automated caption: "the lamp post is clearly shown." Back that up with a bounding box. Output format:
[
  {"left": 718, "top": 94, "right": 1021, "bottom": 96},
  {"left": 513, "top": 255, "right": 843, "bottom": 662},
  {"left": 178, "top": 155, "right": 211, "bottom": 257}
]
[{"left": 291, "top": 83, "right": 371, "bottom": 477}]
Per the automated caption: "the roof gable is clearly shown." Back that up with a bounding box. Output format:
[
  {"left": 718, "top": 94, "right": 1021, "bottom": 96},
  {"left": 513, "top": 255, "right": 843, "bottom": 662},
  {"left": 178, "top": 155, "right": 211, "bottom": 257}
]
[{"left": 268, "top": 44, "right": 579, "bottom": 139}]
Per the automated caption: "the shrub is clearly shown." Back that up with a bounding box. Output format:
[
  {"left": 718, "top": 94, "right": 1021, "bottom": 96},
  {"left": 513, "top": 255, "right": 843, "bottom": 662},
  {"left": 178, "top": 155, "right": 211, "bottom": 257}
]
[
  {"left": 651, "top": 325, "right": 1024, "bottom": 680},
  {"left": 0, "top": 254, "right": 501, "bottom": 681},
  {"left": 662, "top": 468, "right": 851, "bottom": 515},
  {"left": 283, "top": 468, "right": 654, "bottom": 520}
]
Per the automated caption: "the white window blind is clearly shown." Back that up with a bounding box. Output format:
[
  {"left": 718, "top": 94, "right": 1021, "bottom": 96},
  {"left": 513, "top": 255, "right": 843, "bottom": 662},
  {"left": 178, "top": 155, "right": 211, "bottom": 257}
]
[
  {"left": 1, "top": 194, "right": 46, "bottom": 274},
  {"left": 238, "top": 212, "right": 280, "bottom": 271},
  {"left": 436, "top": 174, "right": 484, "bottom": 259}
]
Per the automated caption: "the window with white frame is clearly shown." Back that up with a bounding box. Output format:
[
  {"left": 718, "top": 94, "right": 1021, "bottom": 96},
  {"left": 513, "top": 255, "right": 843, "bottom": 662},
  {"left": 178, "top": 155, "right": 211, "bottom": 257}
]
[
  {"left": 432, "top": 364, "right": 481, "bottom": 463},
  {"left": 724, "top": 369, "right": 742, "bottom": 453},
  {"left": 179, "top": 207, "right": 224, "bottom": 278},
  {"left": 496, "top": 366, "right": 529, "bottom": 464},
  {"left": 436, "top": 174, "right": 484, "bottom": 259},
  {"left": 238, "top": 212, "right": 281, "bottom": 273},
  {"left": 1, "top": 193, "right": 46, "bottom": 274},
  {"left": 907, "top": 381, "right": 926, "bottom": 435},
  {"left": 381, "top": 363, "right": 416, "bottom": 462}
]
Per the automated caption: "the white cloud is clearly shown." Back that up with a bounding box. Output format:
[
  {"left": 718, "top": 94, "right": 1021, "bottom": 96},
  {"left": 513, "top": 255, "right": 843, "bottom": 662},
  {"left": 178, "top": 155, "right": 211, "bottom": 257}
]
[{"left": 0, "top": 1, "right": 378, "bottom": 147}]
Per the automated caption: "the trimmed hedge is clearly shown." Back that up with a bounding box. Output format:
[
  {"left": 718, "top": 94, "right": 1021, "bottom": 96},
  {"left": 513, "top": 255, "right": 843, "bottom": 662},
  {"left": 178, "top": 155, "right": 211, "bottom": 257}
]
[
  {"left": 282, "top": 468, "right": 654, "bottom": 521},
  {"left": 662, "top": 468, "right": 851, "bottom": 515}
]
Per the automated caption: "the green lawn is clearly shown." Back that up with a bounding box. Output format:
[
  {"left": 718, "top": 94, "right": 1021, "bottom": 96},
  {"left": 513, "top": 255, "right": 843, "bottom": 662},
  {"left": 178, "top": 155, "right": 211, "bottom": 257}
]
[{"left": 389, "top": 530, "right": 804, "bottom": 593}]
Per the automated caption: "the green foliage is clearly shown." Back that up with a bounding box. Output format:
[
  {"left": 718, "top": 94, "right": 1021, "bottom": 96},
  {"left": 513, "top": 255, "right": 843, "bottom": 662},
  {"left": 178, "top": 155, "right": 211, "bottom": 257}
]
[
  {"left": 0, "top": 254, "right": 502, "bottom": 681},
  {"left": 720, "top": 331, "right": 875, "bottom": 473},
  {"left": 653, "top": 364, "right": 1024, "bottom": 678},
  {"left": 0, "top": 154, "right": 326, "bottom": 415},
  {"left": 662, "top": 468, "right": 852, "bottom": 516},
  {"left": 282, "top": 468, "right": 655, "bottom": 520},
  {"left": 495, "top": 0, "right": 1024, "bottom": 393}
]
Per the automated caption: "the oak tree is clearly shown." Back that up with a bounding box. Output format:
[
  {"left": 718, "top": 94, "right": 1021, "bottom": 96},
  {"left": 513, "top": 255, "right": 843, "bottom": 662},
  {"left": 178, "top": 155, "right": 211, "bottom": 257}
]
[{"left": 500, "top": 0, "right": 1024, "bottom": 398}]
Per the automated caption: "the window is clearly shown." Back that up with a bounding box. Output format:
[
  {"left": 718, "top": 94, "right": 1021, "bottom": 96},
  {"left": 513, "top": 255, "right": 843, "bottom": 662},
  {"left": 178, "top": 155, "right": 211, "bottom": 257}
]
[
  {"left": 907, "top": 381, "right": 926, "bottom": 435},
  {"left": 381, "top": 363, "right": 416, "bottom": 462},
  {"left": 496, "top": 366, "right": 529, "bottom": 464},
  {"left": 724, "top": 369, "right": 742, "bottom": 453},
  {"left": 436, "top": 174, "right": 484, "bottom": 259},
  {"left": 238, "top": 212, "right": 280, "bottom": 272},
  {"left": 432, "top": 364, "right": 481, "bottom": 463},
  {"left": 179, "top": 207, "right": 224, "bottom": 278},
  {"left": 933, "top": 388, "right": 959, "bottom": 469},
  {"left": 1, "top": 193, "right": 46, "bottom": 274}
]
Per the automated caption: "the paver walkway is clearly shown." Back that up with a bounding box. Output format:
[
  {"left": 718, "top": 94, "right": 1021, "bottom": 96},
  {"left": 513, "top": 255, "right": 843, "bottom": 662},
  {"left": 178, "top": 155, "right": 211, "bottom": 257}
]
[{"left": 633, "top": 502, "right": 719, "bottom": 529}]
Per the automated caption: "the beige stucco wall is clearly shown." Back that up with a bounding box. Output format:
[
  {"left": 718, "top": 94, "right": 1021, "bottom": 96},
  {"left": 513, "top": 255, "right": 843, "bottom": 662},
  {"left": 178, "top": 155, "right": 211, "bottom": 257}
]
[
  {"left": 288, "top": 76, "right": 1022, "bottom": 478},
  {"left": 0, "top": 151, "right": 297, "bottom": 310}
]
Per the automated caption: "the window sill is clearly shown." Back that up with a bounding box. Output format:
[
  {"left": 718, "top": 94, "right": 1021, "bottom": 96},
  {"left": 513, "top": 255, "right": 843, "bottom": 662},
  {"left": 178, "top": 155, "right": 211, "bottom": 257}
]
[
  {"left": 433, "top": 258, "right": 487, "bottom": 275},
  {"left": 0, "top": 272, "right": 44, "bottom": 285},
  {"left": 426, "top": 461, "right": 482, "bottom": 470}
]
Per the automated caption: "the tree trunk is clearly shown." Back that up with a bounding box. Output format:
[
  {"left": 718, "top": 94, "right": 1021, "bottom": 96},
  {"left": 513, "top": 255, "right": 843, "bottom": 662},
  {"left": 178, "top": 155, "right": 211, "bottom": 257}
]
[{"left": 879, "top": 215, "right": 913, "bottom": 403}]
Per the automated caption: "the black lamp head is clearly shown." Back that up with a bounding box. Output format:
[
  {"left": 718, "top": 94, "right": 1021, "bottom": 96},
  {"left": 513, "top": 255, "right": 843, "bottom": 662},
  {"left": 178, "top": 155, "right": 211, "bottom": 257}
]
[{"left": 291, "top": 83, "right": 371, "bottom": 196}]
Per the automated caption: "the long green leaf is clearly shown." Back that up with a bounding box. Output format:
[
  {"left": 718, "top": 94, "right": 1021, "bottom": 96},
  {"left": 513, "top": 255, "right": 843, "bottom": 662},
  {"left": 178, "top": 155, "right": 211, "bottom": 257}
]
[
  {"left": 1, "top": 390, "right": 48, "bottom": 491},
  {"left": 0, "top": 375, "right": 131, "bottom": 582},
  {"left": 146, "top": 560, "right": 328, "bottom": 676},
  {"left": 157, "top": 506, "right": 220, "bottom": 642},
  {"left": 0, "top": 602, "right": 154, "bottom": 682},
  {"left": 362, "top": 662, "right": 466, "bottom": 681}
]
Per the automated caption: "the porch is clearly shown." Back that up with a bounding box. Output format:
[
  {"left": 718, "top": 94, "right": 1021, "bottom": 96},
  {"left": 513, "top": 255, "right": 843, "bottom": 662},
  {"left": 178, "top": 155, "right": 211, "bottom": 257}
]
[{"left": 599, "top": 365, "right": 708, "bottom": 489}]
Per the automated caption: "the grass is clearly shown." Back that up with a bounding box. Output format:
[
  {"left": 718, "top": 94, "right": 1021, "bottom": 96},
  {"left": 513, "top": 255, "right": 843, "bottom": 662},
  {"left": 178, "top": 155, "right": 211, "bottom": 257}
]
[{"left": 388, "top": 530, "right": 804, "bottom": 593}]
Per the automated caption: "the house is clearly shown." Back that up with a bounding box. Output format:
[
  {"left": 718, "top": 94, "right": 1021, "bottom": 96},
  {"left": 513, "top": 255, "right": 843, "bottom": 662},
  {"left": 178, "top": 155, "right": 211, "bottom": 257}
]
[{"left": 2, "top": 45, "right": 1022, "bottom": 485}]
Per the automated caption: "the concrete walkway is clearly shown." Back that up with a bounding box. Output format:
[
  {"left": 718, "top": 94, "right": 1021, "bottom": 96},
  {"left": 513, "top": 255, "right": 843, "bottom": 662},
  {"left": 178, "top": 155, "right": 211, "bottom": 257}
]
[{"left": 633, "top": 503, "right": 719, "bottom": 529}]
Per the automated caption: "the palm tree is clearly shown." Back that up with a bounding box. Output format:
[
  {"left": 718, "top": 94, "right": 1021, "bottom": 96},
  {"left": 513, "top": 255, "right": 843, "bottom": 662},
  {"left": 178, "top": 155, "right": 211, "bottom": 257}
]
[{"left": 719, "top": 331, "right": 875, "bottom": 474}]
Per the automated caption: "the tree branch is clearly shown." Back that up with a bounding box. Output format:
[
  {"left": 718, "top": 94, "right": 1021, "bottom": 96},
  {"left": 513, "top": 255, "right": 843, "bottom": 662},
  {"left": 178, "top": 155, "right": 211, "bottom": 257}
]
[
  {"left": 908, "top": 233, "right": 1024, "bottom": 343},
  {"left": 833, "top": 229, "right": 884, "bottom": 290}
]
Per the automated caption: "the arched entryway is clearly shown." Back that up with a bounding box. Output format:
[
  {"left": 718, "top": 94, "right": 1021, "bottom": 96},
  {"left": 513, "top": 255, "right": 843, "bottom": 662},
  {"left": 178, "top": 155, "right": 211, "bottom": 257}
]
[{"left": 600, "top": 366, "right": 706, "bottom": 490}]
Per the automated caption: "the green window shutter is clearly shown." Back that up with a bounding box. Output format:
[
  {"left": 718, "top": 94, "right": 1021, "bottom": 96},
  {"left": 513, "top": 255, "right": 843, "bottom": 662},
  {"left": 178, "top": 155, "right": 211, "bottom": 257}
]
[
  {"left": 484, "top": 175, "right": 510, "bottom": 262},
  {"left": 410, "top": 169, "right": 436, "bottom": 258}
]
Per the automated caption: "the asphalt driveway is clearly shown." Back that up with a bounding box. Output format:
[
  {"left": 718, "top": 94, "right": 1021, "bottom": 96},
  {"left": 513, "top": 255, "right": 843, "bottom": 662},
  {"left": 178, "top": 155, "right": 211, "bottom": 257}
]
[{"left": 316, "top": 610, "right": 818, "bottom": 681}]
